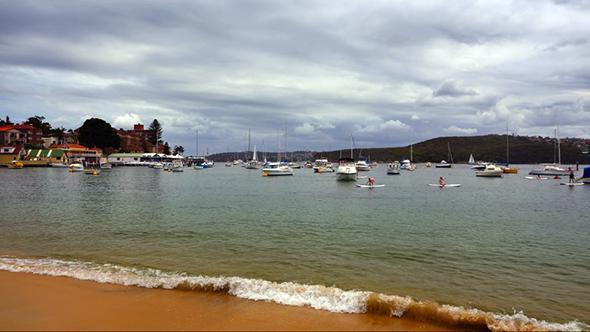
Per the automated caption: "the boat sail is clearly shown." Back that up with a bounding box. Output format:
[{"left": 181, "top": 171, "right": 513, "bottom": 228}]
[
  {"left": 468, "top": 154, "right": 475, "bottom": 164},
  {"left": 245, "top": 145, "right": 259, "bottom": 169}
]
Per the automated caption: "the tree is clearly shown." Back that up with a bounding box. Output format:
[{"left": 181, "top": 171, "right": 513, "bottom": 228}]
[
  {"left": 148, "top": 119, "right": 163, "bottom": 145},
  {"left": 173, "top": 145, "right": 185, "bottom": 155},
  {"left": 26, "top": 115, "right": 52, "bottom": 136},
  {"left": 78, "top": 118, "right": 121, "bottom": 150},
  {"left": 1, "top": 116, "right": 13, "bottom": 125},
  {"left": 163, "top": 142, "right": 171, "bottom": 155}
]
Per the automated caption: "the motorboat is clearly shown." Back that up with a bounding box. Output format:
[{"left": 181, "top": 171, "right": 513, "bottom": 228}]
[
  {"left": 152, "top": 162, "right": 164, "bottom": 169},
  {"left": 471, "top": 163, "right": 487, "bottom": 170},
  {"left": 100, "top": 163, "right": 112, "bottom": 169},
  {"left": 355, "top": 160, "right": 371, "bottom": 171},
  {"left": 435, "top": 160, "right": 452, "bottom": 168},
  {"left": 7, "top": 161, "right": 24, "bottom": 169},
  {"left": 261, "top": 162, "right": 293, "bottom": 176},
  {"left": 84, "top": 168, "right": 100, "bottom": 175},
  {"left": 172, "top": 164, "right": 184, "bottom": 172},
  {"left": 225, "top": 162, "right": 232, "bottom": 167},
  {"left": 425, "top": 162, "right": 432, "bottom": 168},
  {"left": 400, "top": 159, "right": 416, "bottom": 171},
  {"left": 529, "top": 165, "right": 570, "bottom": 176},
  {"left": 336, "top": 158, "right": 358, "bottom": 181},
  {"left": 68, "top": 163, "right": 84, "bottom": 172},
  {"left": 501, "top": 165, "right": 519, "bottom": 174},
  {"left": 289, "top": 162, "right": 302, "bottom": 169},
  {"left": 51, "top": 163, "right": 68, "bottom": 168},
  {"left": 475, "top": 164, "right": 503, "bottom": 177},
  {"left": 313, "top": 159, "right": 333, "bottom": 173},
  {"left": 387, "top": 162, "right": 400, "bottom": 175}
]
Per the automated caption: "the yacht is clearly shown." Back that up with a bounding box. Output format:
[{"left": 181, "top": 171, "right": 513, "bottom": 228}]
[
  {"left": 245, "top": 145, "right": 260, "bottom": 169},
  {"left": 68, "top": 163, "right": 84, "bottom": 172},
  {"left": 400, "top": 159, "right": 416, "bottom": 171},
  {"left": 475, "top": 164, "right": 503, "bottom": 177},
  {"left": 336, "top": 158, "right": 358, "bottom": 181},
  {"left": 471, "top": 163, "right": 487, "bottom": 170},
  {"left": 261, "top": 162, "right": 293, "bottom": 176},
  {"left": 387, "top": 161, "right": 400, "bottom": 175},
  {"left": 435, "top": 160, "right": 452, "bottom": 168},
  {"left": 152, "top": 162, "right": 164, "bottom": 169},
  {"left": 581, "top": 167, "right": 590, "bottom": 184},
  {"left": 435, "top": 142, "right": 454, "bottom": 168},
  {"left": 528, "top": 165, "right": 569, "bottom": 176},
  {"left": 313, "top": 159, "right": 333, "bottom": 173},
  {"left": 355, "top": 160, "right": 371, "bottom": 171}
]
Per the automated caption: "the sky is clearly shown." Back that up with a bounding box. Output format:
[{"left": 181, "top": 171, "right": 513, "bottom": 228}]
[{"left": 1, "top": 0, "right": 589, "bottom": 154}]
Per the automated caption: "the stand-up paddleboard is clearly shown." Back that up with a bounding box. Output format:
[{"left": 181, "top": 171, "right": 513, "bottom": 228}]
[
  {"left": 560, "top": 182, "right": 584, "bottom": 186},
  {"left": 428, "top": 184, "right": 460, "bottom": 187},
  {"left": 525, "top": 176, "right": 549, "bottom": 180},
  {"left": 356, "top": 184, "right": 385, "bottom": 188}
]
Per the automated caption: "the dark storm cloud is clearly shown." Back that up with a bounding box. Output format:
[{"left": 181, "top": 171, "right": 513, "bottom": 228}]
[{"left": 1, "top": 0, "right": 589, "bottom": 152}]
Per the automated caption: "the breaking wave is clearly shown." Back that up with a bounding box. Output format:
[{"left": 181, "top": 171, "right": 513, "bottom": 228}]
[{"left": 0, "top": 256, "right": 587, "bottom": 331}]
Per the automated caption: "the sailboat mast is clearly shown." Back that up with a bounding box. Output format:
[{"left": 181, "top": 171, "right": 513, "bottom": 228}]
[
  {"left": 195, "top": 129, "right": 198, "bottom": 156},
  {"left": 350, "top": 134, "right": 353, "bottom": 159},
  {"left": 506, "top": 123, "right": 509, "bottom": 165},
  {"left": 410, "top": 144, "right": 413, "bottom": 162},
  {"left": 557, "top": 127, "right": 561, "bottom": 165}
]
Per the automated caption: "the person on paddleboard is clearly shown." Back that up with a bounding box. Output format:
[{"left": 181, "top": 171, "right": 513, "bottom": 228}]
[
  {"left": 367, "top": 177, "right": 376, "bottom": 186},
  {"left": 568, "top": 168, "right": 575, "bottom": 184},
  {"left": 438, "top": 176, "right": 446, "bottom": 188}
]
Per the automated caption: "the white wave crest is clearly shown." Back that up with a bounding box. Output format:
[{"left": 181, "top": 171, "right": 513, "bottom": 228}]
[{"left": 0, "top": 256, "right": 587, "bottom": 332}]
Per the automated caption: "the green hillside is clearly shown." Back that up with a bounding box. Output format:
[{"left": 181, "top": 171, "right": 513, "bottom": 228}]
[
  {"left": 208, "top": 135, "right": 589, "bottom": 164},
  {"left": 313, "top": 135, "right": 588, "bottom": 164}
]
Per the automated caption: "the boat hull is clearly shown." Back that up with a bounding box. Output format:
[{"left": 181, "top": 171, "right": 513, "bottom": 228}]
[
  {"left": 475, "top": 171, "right": 503, "bottom": 177},
  {"left": 262, "top": 169, "right": 293, "bottom": 176},
  {"left": 336, "top": 173, "right": 357, "bottom": 181},
  {"left": 435, "top": 164, "right": 452, "bottom": 168}
]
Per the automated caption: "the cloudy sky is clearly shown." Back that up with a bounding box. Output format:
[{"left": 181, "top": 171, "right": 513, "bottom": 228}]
[{"left": 1, "top": 0, "right": 589, "bottom": 153}]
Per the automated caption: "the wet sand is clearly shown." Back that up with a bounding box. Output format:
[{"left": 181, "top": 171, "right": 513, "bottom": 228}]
[{"left": 0, "top": 271, "right": 459, "bottom": 331}]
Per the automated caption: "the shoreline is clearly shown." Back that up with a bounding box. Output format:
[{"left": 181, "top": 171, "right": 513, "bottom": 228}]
[{"left": 0, "top": 270, "right": 457, "bottom": 331}]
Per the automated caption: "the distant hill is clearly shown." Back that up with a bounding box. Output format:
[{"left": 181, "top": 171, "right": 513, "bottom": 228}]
[{"left": 208, "top": 135, "right": 589, "bottom": 164}]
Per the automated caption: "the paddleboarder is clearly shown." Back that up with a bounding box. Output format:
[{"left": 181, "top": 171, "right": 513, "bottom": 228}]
[
  {"left": 438, "top": 176, "right": 446, "bottom": 188},
  {"left": 568, "top": 168, "right": 575, "bottom": 184}
]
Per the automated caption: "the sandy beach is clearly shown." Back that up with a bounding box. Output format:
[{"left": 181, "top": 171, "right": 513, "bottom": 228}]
[{"left": 0, "top": 271, "right": 460, "bottom": 331}]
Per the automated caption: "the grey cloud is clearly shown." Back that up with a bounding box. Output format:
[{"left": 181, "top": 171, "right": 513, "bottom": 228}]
[
  {"left": 1, "top": 0, "right": 590, "bottom": 152},
  {"left": 433, "top": 81, "right": 478, "bottom": 98}
]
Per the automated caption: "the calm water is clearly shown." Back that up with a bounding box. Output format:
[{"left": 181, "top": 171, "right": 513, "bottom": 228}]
[{"left": 0, "top": 165, "right": 589, "bottom": 324}]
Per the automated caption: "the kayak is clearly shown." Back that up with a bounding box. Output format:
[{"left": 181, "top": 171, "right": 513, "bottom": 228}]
[
  {"left": 428, "top": 184, "right": 461, "bottom": 187},
  {"left": 356, "top": 184, "right": 385, "bottom": 188}
]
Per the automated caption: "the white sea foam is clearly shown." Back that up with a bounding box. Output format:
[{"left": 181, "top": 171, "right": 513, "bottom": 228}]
[{"left": 0, "top": 256, "right": 587, "bottom": 332}]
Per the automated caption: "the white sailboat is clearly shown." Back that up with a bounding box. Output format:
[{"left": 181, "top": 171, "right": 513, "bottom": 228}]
[
  {"left": 435, "top": 142, "right": 453, "bottom": 168},
  {"left": 400, "top": 144, "right": 416, "bottom": 171},
  {"left": 261, "top": 129, "right": 293, "bottom": 176},
  {"left": 468, "top": 154, "right": 475, "bottom": 164},
  {"left": 529, "top": 127, "right": 569, "bottom": 176},
  {"left": 336, "top": 135, "right": 358, "bottom": 181},
  {"left": 245, "top": 145, "right": 259, "bottom": 169}
]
